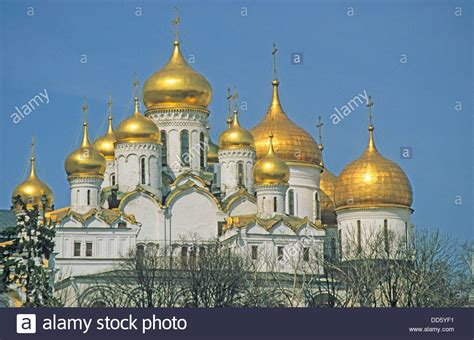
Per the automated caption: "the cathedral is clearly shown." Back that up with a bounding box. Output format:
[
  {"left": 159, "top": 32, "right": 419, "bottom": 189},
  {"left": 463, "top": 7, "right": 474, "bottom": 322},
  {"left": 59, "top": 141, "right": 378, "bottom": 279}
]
[{"left": 9, "top": 19, "right": 414, "bottom": 291}]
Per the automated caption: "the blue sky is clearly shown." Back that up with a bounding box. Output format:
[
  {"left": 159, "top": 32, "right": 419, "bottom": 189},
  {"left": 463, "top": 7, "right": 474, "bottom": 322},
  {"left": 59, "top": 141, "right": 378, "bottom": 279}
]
[{"left": 0, "top": 0, "right": 471, "bottom": 238}]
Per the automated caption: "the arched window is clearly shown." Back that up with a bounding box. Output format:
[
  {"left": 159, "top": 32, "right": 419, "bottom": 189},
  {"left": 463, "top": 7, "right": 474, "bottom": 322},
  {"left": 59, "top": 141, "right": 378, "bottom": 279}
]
[
  {"left": 356, "top": 220, "right": 362, "bottom": 254},
  {"left": 110, "top": 174, "right": 116, "bottom": 186},
  {"left": 288, "top": 190, "right": 295, "bottom": 215},
  {"left": 87, "top": 190, "right": 91, "bottom": 205},
  {"left": 315, "top": 192, "right": 320, "bottom": 219},
  {"left": 237, "top": 161, "right": 244, "bottom": 187},
  {"left": 273, "top": 197, "right": 277, "bottom": 212},
  {"left": 199, "top": 132, "right": 205, "bottom": 168},
  {"left": 384, "top": 219, "right": 389, "bottom": 255},
  {"left": 140, "top": 158, "right": 146, "bottom": 185},
  {"left": 180, "top": 130, "right": 190, "bottom": 166},
  {"left": 161, "top": 130, "right": 167, "bottom": 166}
]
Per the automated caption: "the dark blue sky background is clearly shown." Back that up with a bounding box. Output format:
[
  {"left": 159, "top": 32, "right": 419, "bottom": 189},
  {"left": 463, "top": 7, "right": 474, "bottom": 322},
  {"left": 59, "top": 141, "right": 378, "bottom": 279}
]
[{"left": 0, "top": 0, "right": 471, "bottom": 238}]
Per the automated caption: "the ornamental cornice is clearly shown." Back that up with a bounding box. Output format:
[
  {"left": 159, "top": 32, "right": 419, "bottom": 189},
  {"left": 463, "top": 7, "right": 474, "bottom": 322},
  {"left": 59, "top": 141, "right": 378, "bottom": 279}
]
[
  {"left": 146, "top": 110, "right": 209, "bottom": 125},
  {"left": 218, "top": 149, "right": 256, "bottom": 159},
  {"left": 115, "top": 142, "right": 160, "bottom": 152},
  {"left": 68, "top": 176, "right": 104, "bottom": 184}
]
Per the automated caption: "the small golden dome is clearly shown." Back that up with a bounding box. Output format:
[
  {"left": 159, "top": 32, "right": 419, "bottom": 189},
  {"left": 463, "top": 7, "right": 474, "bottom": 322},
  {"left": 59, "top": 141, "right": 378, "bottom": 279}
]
[
  {"left": 93, "top": 100, "right": 116, "bottom": 160},
  {"left": 251, "top": 80, "right": 321, "bottom": 165},
  {"left": 206, "top": 127, "right": 219, "bottom": 164},
  {"left": 115, "top": 97, "right": 160, "bottom": 144},
  {"left": 335, "top": 125, "right": 413, "bottom": 210},
  {"left": 65, "top": 100, "right": 106, "bottom": 178},
  {"left": 12, "top": 137, "right": 54, "bottom": 210},
  {"left": 219, "top": 110, "right": 255, "bottom": 150},
  {"left": 320, "top": 165, "right": 338, "bottom": 225},
  {"left": 253, "top": 134, "right": 290, "bottom": 185},
  {"left": 142, "top": 41, "right": 212, "bottom": 110}
]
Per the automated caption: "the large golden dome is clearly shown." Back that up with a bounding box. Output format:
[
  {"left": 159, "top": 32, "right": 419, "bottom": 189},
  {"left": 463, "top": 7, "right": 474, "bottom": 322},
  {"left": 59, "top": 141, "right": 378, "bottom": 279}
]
[
  {"left": 142, "top": 40, "right": 212, "bottom": 110},
  {"left": 65, "top": 102, "right": 106, "bottom": 178},
  {"left": 335, "top": 125, "right": 413, "bottom": 210},
  {"left": 12, "top": 138, "right": 54, "bottom": 210},
  {"left": 93, "top": 102, "right": 116, "bottom": 160},
  {"left": 253, "top": 134, "right": 290, "bottom": 185},
  {"left": 115, "top": 97, "right": 160, "bottom": 144},
  {"left": 219, "top": 110, "right": 255, "bottom": 150},
  {"left": 251, "top": 80, "right": 321, "bottom": 166}
]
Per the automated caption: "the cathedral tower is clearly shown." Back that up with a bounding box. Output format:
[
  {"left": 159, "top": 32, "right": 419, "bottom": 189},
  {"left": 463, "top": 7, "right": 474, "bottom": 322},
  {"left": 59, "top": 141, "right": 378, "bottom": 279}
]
[
  {"left": 253, "top": 134, "right": 290, "bottom": 218},
  {"left": 142, "top": 10, "right": 212, "bottom": 179},
  {"left": 64, "top": 98, "right": 106, "bottom": 213},
  {"left": 115, "top": 80, "right": 162, "bottom": 197},
  {"left": 218, "top": 87, "right": 256, "bottom": 197}
]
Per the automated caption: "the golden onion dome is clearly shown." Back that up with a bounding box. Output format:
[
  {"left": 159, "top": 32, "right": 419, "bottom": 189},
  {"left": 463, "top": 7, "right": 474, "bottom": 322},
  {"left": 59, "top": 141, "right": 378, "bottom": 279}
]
[
  {"left": 142, "top": 40, "right": 212, "bottom": 110},
  {"left": 12, "top": 137, "right": 54, "bottom": 210},
  {"left": 335, "top": 124, "right": 413, "bottom": 210},
  {"left": 253, "top": 134, "right": 290, "bottom": 185},
  {"left": 93, "top": 100, "right": 116, "bottom": 160},
  {"left": 251, "top": 80, "right": 321, "bottom": 166},
  {"left": 218, "top": 109, "right": 255, "bottom": 150},
  {"left": 206, "top": 126, "right": 219, "bottom": 164},
  {"left": 65, "top": 100, "right": 106, "bottom": 178},
  {"left": 115, "top": 97, "right": 160, "bottom": 144}
]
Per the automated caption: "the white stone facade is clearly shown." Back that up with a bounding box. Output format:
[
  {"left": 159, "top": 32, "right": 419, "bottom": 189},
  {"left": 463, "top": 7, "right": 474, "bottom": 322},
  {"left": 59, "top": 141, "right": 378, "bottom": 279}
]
[{"left": 218, "top": 148, "right": 256, "bottom": 197}]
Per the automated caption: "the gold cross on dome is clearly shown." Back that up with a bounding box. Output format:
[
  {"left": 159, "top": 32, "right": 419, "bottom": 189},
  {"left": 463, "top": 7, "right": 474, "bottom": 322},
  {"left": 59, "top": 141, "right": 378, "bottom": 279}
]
[
  {"left": 367, "top": 95, "right": 374, "bottom": 126},
  {"left": 272, "top": 42, "right": 278, "bottom": 80},
  {"left": 232, "top": 85, "right": 238, "bottom": 112},
  {"left": 172, "top": 6, "right": 181, "bottom": 42},
  {"left": 316, "top": 115, "right": 323, "bottom": 145}
]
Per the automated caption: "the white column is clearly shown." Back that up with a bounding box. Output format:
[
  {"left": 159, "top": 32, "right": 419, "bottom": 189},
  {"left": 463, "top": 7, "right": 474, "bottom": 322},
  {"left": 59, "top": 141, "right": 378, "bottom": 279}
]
[
  {"left": 255, "top": 183, "right": 288, "bottom": 219},
  {"left": 70, "top": 176, "right": 103, "bottom": 213}
]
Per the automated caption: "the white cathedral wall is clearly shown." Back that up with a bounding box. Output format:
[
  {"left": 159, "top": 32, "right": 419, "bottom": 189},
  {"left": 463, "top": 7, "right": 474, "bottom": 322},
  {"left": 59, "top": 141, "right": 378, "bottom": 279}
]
[
  {"left": 101, "top": 159, "right": 116, "bottom": 189},
  {"left": 336, "top": 207, "right": 413, "bottom": 259},
  {"left": 218, "top": 148, "right": 255, "bottom": 197},
  {"left": 69, "top": 177, "right": 103, "bottom": 213},
  {"left": 115, "top": 142, "right": 161, "bottom": 196},
  {"left": 287, "top": 164, "right": 321, "bottom": 221},
  {"left": 54, "top": 227, "right": 138, "bottom": 277},
  {"left": 168, "top": 191, "right": 220, "bottom": 242},
  {"left": 121, "top": 193, "right": 164, "bottom": 243},
  {"left": 229, "top": 199, "right": 257, "bottom": 216},
  {"left": 146, "top": 109, "right": 209, "bottom": 178}
]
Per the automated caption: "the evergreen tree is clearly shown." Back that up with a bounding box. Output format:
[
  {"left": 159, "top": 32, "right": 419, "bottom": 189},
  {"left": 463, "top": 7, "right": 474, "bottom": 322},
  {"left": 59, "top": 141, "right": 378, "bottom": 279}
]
[{"left": 0, "top": 196, "right": 56, "bottom": 306}]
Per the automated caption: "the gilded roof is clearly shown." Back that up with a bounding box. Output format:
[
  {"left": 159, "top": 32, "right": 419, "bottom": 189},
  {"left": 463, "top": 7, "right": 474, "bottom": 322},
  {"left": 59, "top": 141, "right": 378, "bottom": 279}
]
[
  {"left": 46, "top": 207, "right": 137, "bottom": 226},
  {"left": 223, "top": 214, "right": 322, "bottom": 234},
  {"left": 335, "top": 126, "right": 413, "bottom": 210},
  {"left": 218, "top": 110, "right": 255, "bottom": 150},
  {"left": 253, "top": 133, "right": 289, "bottom": 185},
  {"left": 251, "top": 80, "right": 321, "bottom": 166},
  {"left": 93, "top": 108, "right": 116, "bottom": 160}
]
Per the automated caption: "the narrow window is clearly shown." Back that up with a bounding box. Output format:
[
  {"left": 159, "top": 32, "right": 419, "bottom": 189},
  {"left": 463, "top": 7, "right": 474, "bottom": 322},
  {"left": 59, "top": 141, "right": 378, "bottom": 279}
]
[
  {"left": 199, "top": 132, "right": 205, "bottom": 168},
  {"left": 189, "top": 246, "right": 196, "bottom": 265},
  {"left": 110, "top": 174, "right": 116, "bottom": 186},
  {"left": 137, "top": 244, "right": 145, "bottom": 262},
  {"left": 315, "top": 192, "right": 320, "bottom": 219},
  {"left": 288, "top": 190, "right": 295, "bottom": 215},
  {"left": 338, "top": 229, "right": 342, "bottom": 259},
  {"left": 199, "top": 246, "right": 206, "bottom": 259},
  {"left": 87, "top": 190, "right": 91, "bottom": 205},
  {"left": 277, "top": 246, "right": 284, "bottom": 261},
  {"left": 303, "top": 247, "right": 310, "bottom": 262},
  {"left": 86, "top": 242, "right": 93, "bottom": 257},
  {"left": 330, "top": 238, "right": 336, "bottom": 259},
  {"left": 405, "top": 222, "right": 409, "bottom": 250},
  {"left": 384, "top": 219, "right": 389, "bottom": 255},
  {"left": 73, "top": 242, "right": 81, "bottom": 257},
  {"left": 273, "top": 197, "right": 278, "bottom": 212},
  {"left": 161, "top": 130, "right": 167, "bottom": 166},
  {"left": 237, "top": 161, "right": 244, "bottom": 187},
  {"left": 180, "top": 130, "right": 190, "bottom": 166},
  {"left": 181, "top": 246, "right": 188, "bottom": 264},
  {"left": 140, "top": 158, "right": 146, "bottom": 185},
  {"left": 251, "top": 245, "right": 258, "bottom": 260},
  {"left": 356, "top": 220, "right": 362, "bottom": 254}
]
